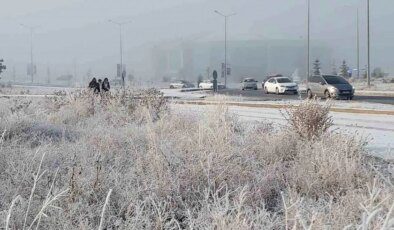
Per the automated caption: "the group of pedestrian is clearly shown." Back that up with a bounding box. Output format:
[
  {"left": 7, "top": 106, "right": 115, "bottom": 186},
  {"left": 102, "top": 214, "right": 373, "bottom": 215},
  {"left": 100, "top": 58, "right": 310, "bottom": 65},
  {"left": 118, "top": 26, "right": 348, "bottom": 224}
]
[{"left": 89, "top": 78, "right": 110, "bottom": 94}]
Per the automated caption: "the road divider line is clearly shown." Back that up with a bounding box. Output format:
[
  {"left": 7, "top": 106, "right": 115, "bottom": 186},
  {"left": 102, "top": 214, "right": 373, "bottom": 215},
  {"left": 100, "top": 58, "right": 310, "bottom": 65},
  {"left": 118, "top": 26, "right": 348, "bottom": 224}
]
[{"left": 173, "top": 100, "right": 394, "bottom": 116}]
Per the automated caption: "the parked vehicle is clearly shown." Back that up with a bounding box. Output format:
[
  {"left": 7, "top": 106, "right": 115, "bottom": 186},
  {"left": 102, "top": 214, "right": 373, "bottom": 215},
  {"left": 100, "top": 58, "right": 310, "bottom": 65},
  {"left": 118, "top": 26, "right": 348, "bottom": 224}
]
[
  {"left": 241, "top": 78, "right": 258, "bottom": 90},
  {"left": 169, "top": 80, "right": 195, "bottom": 89},
  {"left": 198, "top": 80, "right": 225, "bottom": 90},
  {"left": 307, "top": 75, "right": 355, "bottom": 100},
  {"left": 263, "top": 77, "right": 298, "bottom": 94}
]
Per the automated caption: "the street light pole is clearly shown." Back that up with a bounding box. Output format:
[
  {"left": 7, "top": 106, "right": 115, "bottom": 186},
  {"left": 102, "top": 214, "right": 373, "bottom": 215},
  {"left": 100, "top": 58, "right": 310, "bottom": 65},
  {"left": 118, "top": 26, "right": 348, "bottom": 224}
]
[
  {"left": 214, "top": 10, "right": 235, "bottom": 88},
  {"left": 367, "top": 0, "right": 371, "bottom": 87},
  {"left": 20, "top": 24, "right": 38, "bottom": 83},
  {"left": 307, "top": 0, "right": 310, "bottom": 83},
  {"left": 108, "top": 19, "right": 132, "bottom": 88},
  {"left": 357, "top": 7, "right": 360, "bottom": 79}
]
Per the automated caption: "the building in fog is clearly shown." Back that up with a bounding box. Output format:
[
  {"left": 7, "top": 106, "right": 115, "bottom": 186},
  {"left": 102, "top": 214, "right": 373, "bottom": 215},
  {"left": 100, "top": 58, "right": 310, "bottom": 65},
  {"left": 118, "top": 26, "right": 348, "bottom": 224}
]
[{"left": 151, "top": 39, "right": 332, "bottom": 83}]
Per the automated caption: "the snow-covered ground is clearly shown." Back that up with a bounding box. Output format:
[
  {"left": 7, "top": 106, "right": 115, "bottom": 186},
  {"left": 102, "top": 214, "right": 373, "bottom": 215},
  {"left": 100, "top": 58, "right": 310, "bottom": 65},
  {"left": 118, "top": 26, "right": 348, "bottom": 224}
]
[
  {"left": 161, "top": 89, "right": 206, "bottom": 99},
  {"left": 207, "top": 97, "right": 394, "bottom": 111},
  {"left": 172, "top": 103, "right": 394, "bottom": 160}
]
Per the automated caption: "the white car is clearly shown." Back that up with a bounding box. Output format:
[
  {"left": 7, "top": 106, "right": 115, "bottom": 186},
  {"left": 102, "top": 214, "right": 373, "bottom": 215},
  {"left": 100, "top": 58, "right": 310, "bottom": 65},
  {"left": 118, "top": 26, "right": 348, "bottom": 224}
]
[
  {"left": 169, "top": 80, "right": 195, "bottom": 89},
  {"left": 199, "top": 80, "right": 225, "bottom": 90},
  {"left": 199, "top": 80, "right": 214, "bottom": 89},
  {"left": 263, "top": 77, "right": 298, "bottom": 94}
]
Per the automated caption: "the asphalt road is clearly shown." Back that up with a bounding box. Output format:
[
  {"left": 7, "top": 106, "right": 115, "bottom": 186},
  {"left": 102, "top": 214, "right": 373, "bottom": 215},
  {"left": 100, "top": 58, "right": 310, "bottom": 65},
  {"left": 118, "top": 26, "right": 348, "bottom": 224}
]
[{"left": 216, "top": 88, "right": 394, "bottom": 105}]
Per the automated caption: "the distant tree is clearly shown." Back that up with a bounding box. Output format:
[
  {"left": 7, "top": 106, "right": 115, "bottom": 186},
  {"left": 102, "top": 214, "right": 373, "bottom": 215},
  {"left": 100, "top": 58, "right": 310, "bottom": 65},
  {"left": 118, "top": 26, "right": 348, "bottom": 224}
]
[
  {"left": 339, "top": 60, "right": 349, "bottom": 78},
  {"left": 313, "top": 59, "right": 321, "bottom": 75},
  {"left": 372, "top": 67, "right": 386, "bottom": 78},
  {"left": 0, "top": 59, "right": 6, "bottom": 79}
]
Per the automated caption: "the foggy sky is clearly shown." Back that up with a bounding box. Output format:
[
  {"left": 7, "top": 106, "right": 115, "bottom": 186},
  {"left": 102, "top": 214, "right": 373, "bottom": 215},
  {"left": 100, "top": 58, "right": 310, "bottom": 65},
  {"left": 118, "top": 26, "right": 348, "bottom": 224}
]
[{"left": 1, "top": 0, "right": 393, "bottom": 81}]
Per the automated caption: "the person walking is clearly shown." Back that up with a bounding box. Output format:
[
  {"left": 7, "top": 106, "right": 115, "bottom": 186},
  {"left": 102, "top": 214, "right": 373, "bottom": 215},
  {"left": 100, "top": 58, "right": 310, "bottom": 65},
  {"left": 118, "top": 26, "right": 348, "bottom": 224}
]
[
  {"left": 97, "top": 79, "right": 103, "bottom": 93},
  {"left": 89, "top": 78, "right": 97, "bottom": 89},
  {"left": 102, "top": 78, "right": 110, "bottom": 92},
  {"left": 89, "top": 78, "right": 100, "bottom": 94}
]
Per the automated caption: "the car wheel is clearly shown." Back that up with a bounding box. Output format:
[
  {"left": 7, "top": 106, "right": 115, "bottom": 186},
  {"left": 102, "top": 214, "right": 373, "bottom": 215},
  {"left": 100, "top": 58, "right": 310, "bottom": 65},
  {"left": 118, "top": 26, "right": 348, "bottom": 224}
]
[
  {"left": 170, "top": 85, "right": 174, "bottom": 89},
  {"left": 324, "top": 90, "right": 331, "bottom": 99},
  {"left": 307, "top": 90, "right": 313, "bottom": 99},
  {"left": 275, "top": 88, "right": 279, "bottom": 95},
  {"left": 254, "top": 87, "right": 258, "bottom": 90},
  {"left": 349, "top": 96, "right": 354, "bottom": 100},
  {"left": 294, "top": 91, "right": 298, "bottom": 95},
  {"left": 264, "top": 87, "right": 269, "bottom": 94}
]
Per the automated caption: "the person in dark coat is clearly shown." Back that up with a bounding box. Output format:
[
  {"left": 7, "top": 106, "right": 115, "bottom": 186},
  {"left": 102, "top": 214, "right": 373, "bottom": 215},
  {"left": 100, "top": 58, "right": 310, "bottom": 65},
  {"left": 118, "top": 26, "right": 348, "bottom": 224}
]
[
  {"left": 97, "top": 79, "right": 103, "bottom": 93},
  {"left": 102, "top": 78, "right": 110, "bottom": 92},
  {"left": 89, "top": 78, "right": 100, "bottom": 94},
  {"left": 89, "top": 78, "right": 97, "bottom": 89}
]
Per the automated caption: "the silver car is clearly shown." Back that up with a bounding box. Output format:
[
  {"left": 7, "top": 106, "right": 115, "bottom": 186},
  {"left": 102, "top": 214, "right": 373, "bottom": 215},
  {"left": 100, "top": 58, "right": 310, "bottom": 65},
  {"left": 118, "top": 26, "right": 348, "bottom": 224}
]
[
  {"left": 307, "top": 75, "right": 355, "bottom": 100},
  {"left": 241, "top": 78, "right": 258, "bottom": 90}
]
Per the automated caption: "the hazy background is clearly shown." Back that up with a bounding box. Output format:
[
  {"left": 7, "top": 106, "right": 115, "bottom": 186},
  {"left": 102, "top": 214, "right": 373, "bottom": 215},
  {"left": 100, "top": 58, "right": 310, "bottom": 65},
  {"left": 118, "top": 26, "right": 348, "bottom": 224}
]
[{"left": 0, "top": 0, "right": 393, "bottom": 84}]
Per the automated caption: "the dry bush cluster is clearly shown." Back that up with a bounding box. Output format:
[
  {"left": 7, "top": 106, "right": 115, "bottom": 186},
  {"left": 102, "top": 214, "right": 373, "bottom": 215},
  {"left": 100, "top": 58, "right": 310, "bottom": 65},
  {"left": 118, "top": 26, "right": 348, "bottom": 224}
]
[
  {"left": 282, "top": 99, "right": 333, "bottom": 140},
  {"left": 0, "top": 93, "right": 393, "bottom": 229}
]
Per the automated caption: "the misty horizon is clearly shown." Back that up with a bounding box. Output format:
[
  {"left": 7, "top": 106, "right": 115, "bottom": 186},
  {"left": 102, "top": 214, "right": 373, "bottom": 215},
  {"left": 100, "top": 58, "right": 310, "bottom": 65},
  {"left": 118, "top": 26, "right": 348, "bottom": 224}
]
[{"left": 1, "top": 0, "right": 393, "bottom": 83}]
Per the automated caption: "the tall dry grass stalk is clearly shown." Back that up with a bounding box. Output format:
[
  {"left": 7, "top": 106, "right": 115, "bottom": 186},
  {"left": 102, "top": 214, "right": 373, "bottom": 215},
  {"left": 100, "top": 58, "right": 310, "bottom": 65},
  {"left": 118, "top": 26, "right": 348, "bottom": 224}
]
[{"left": 98, "top": 189, "right": 113, "bottom": 230}]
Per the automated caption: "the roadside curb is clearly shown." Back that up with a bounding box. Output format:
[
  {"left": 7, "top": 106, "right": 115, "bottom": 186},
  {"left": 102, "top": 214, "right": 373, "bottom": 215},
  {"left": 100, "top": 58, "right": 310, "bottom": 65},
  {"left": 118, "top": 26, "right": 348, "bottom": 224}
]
[
  {"left": 355, "top": 91, "right": 394, "bottom": 97},
  {"left": 173, "top": 100, "right": 394, "bottom": 116}
]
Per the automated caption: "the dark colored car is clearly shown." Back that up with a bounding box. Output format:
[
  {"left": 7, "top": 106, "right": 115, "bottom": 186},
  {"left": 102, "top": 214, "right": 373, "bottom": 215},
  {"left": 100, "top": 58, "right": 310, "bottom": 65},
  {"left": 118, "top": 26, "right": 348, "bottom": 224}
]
[{"left": 307, "top": 75, "right": 355, "bottom": 100}]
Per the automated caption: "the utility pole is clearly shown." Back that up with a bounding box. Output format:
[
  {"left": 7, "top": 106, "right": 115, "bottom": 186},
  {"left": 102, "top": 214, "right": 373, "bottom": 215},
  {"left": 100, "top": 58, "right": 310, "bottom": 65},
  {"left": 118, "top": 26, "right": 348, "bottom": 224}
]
[
  {"left": 367, "top": 0, "right": 371, "bottom": 87},
  {"left": 306, "top": 0, "right": 310, "bottom": 82},
  {"left": 214, "top": 10, "right": 236, "bottom": 88},
  {"left": 20, "top": 24, "right": 39, "bottom": 83},
  {"left": 108, "top": 19, "right": 132, "bottom": 89}
]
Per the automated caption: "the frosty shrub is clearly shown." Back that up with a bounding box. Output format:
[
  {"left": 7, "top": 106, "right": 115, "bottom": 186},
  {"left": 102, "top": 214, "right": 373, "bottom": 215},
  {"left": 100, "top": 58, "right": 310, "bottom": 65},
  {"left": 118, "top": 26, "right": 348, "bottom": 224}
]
[
  {"left": 47, "top": 88, "right": 168, "bottom": 125},
  {"left": 282, "top": 99, "right": 333, "bottom": 140},
  {"left": 0, "top": 94, "right": 393, "bottom": 229}
]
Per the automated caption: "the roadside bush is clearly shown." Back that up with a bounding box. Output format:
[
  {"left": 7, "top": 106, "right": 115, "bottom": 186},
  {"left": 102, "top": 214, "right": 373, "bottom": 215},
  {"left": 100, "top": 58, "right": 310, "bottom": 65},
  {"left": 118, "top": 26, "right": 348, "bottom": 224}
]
[
  {"left": 287, "top": 133, "right": 368, "bottom": 199},
  {"left": 282, "top": 99, "right": 333, "bottom": 140}
]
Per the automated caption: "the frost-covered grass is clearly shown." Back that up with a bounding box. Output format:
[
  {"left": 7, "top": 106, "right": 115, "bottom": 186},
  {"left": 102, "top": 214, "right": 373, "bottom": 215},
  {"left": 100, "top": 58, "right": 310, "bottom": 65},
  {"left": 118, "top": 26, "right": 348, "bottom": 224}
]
[
  {"left": 0, "top": 89, "right": 393, "bottom": 229},
  {"left": 352, "top": 81, "right": 394, "bottom": 91}
]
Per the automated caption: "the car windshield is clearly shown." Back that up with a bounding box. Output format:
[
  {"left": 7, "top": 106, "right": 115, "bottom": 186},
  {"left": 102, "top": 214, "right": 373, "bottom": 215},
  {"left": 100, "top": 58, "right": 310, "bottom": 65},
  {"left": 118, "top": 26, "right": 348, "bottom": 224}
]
[
  {"left": 244, "top": 79, "right": 256, "bottom": 82},
  {"left": 323, "top": 76, "right": 349, "bottom": 84},
  {"left": 276, "top": 78, "right": 291, "bottom": 83}
]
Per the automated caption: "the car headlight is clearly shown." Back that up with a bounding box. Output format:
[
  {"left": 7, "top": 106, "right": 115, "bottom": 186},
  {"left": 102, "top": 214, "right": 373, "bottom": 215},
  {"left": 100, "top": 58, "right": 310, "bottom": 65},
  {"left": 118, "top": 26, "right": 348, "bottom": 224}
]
[{"left": 328, "top": 87, "right": 338, "bottom": 93}]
